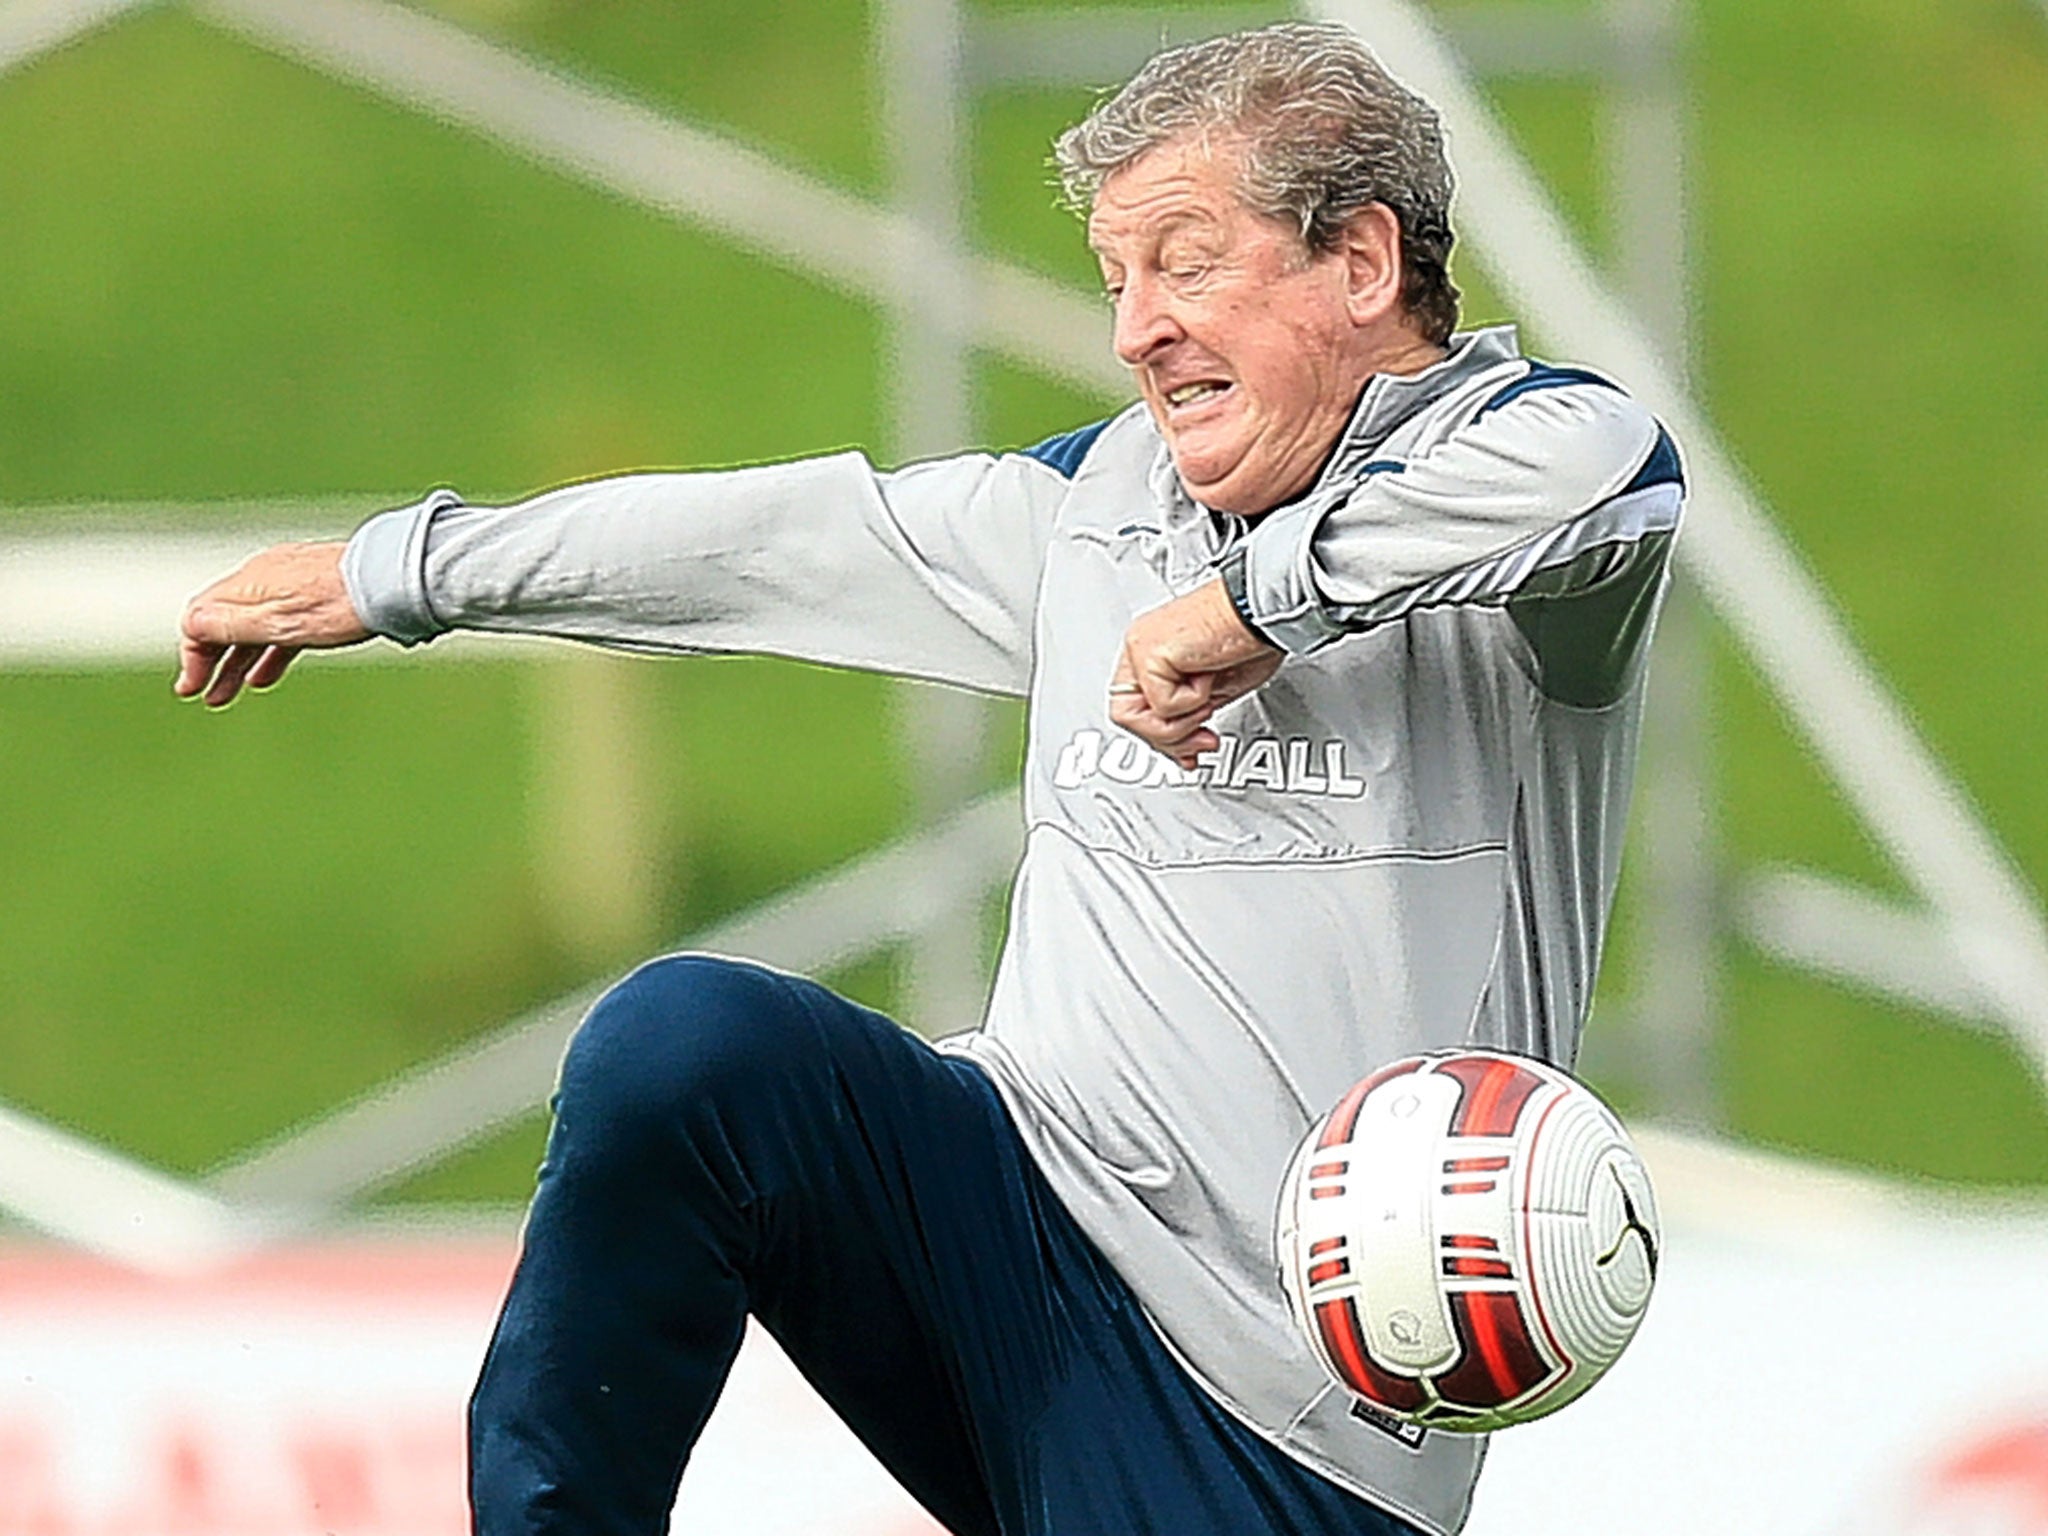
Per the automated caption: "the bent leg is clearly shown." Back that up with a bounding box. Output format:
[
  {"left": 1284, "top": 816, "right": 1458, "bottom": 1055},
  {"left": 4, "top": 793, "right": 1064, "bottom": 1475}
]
[{"left": 468, "top": 955, "right": 1009, "bottom": 1536}]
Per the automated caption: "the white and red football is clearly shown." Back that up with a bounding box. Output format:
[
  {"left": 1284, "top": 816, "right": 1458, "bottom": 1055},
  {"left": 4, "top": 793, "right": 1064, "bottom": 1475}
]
[{"left": 1276, "top": 1049, "right": 1659, "bottom": 1433}]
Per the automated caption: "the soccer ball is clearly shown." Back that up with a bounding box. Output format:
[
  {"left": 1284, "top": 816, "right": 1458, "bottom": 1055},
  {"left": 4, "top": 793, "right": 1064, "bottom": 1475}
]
[{"left": 1276, "top": 1049, "right": 1659, "bottom": 1433}]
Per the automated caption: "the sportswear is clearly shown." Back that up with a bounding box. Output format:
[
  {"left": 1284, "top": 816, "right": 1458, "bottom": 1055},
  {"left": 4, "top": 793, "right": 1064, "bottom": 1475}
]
[
  {"left": 471, "top": 952, "right": 1425, "bottom": 1535},
  {"left": 344, "top": 324, "right": 1683, "bottom": 1533}
]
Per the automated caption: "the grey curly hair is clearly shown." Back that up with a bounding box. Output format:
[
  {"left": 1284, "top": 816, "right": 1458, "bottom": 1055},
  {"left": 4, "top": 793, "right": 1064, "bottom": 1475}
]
[{"left": 1053, "top": 21, "right": 1460, "bottom": 345}]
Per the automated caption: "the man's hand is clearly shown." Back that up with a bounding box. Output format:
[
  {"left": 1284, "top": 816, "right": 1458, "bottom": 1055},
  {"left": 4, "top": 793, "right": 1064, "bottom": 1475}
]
[
  {"left": 1109, "top": 577, "right": 1283, "bottom": 767},
  {"left": 175, "top": 540, "right": 369, "bottom": 708}
]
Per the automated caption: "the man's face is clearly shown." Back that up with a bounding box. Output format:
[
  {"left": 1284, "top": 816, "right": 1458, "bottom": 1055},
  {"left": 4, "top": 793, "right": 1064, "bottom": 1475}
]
[{"left": 1088, "top": 137, "right": 1370, "bottom": 516}]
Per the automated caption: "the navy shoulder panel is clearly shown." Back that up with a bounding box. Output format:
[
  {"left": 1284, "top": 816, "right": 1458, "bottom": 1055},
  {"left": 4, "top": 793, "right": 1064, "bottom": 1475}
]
[
  {"left": 1019, "top": 419, "right": 1112, "bottom": 479},
  {"left": 1475, "top": 363, "right": 1620, "bottom": 420},
  {"left": 1621, "top": 425, "right": 1685, "bottom": 496}
]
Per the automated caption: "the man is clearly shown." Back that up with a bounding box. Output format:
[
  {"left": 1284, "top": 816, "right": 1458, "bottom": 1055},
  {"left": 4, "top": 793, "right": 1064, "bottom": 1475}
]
[{"left": 178, "top": 22, "right": 1681, "bottom": 1536}]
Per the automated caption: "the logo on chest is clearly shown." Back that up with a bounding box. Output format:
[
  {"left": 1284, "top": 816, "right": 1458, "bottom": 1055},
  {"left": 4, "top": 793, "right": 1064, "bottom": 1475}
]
[{"left": 1052, "top": 728, "right": 1366, "bottom": 799}]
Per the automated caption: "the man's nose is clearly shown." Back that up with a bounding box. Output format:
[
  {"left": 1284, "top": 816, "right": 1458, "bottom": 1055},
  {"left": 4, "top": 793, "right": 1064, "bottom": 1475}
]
[{"left": 1112, "top": 274, "right": 1183, "bottom": 367}]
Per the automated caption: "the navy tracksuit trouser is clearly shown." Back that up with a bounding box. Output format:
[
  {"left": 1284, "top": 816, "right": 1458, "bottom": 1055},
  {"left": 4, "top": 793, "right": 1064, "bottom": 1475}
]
[{"left": 469, "top": 953, "right": 1423, "bottom": 1536}]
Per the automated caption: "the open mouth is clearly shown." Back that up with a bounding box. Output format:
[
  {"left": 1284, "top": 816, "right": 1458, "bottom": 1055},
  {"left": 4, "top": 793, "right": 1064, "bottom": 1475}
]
[{"left": 1163, "top": 379, "right": 1232, "bottom": 412}]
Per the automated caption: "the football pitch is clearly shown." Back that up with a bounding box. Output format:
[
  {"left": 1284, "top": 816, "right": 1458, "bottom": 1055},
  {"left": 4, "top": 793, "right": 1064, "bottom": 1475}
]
[{"left": 2, "top": 0, "right": 2046, "bottom": 1204}]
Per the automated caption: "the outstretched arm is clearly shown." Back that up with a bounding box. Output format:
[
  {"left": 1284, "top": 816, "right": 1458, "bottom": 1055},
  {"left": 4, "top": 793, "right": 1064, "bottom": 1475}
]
[
  {"left": 174, "top": 438, "right": 1082, "bottom": 709},
  {"left": 175, "top": 540, "right": 368, "bottom": 707}
]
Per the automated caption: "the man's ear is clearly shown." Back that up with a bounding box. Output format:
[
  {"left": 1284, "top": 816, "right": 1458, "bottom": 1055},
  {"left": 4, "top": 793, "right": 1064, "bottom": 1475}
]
[{"left": 1341, "top": 203, "right": 1407, "bottom": 327}]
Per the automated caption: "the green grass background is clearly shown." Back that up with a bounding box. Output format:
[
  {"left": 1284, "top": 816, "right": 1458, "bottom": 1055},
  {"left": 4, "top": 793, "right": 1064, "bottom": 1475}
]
[{"left": 2, "top": 0, "right": 2045, "bottom": 1205}]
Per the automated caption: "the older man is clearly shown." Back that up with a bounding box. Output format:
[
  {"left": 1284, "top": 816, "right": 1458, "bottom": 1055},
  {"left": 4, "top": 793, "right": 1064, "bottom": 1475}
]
[{"left": 179, "top": 21, "right": 1681, "bottom": 1536}]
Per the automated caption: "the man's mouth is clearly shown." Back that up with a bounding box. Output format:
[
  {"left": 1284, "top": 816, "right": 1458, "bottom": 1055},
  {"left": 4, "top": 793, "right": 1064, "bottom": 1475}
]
[{"left": 1164, "top": 379, "right": 1231, "bottom": 411}]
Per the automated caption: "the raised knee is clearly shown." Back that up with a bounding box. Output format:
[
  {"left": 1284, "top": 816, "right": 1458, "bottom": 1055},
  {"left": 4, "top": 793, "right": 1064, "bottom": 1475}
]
[{"left": 554, "top": 955, "right": 805, "bottom": 1141}]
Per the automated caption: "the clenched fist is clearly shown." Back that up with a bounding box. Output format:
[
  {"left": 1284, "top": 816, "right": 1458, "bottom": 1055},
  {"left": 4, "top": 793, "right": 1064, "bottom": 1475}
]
[
  {"left": 1108, "top": 577, "right": 1283, "bottom": 767},
  {"left": 175, "top": 540, "right": 368, "bottom": 708}
]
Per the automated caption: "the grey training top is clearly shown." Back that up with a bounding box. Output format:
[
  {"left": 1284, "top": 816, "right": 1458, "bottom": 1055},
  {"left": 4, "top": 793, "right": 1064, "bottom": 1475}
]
[{"left": 344, "top": 325, "right": 1683, "bottom": 1534}]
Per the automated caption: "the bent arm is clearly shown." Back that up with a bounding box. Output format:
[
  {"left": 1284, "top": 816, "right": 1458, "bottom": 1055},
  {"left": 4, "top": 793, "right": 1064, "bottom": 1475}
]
[
  {"left": 1227, "top": 383, "right": 1684, "bottom": 706},
  {"left": 344, "top": 448, "right": 1070, "bottom": 697}
]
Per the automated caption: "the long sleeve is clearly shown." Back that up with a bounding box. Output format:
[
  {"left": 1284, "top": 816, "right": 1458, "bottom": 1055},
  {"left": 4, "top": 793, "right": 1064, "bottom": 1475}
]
[
  {"left": 341, "top": 447, "right": 1075, "bottom": 697},
  {"left": 1231, "top": 380, "right": 1683, "bottom": 704}
]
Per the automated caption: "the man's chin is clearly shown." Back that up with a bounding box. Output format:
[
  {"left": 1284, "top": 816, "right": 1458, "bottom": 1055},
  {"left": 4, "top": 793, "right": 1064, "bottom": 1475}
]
[
  {"left": 1168, "top": 444, "right": 1252, "bottom": 510},
  {"left": 1171, "top": 458, "right": 1270, "bottom": 517}
]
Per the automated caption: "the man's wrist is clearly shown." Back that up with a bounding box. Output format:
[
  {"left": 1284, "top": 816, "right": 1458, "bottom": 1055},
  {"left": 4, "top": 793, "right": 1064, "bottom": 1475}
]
[
  {"left": 341, "top": 489, "right": 463, "bottom": 646},
  {"left": 1216, "top": 546, "right": 1277, "bottom": 651}
]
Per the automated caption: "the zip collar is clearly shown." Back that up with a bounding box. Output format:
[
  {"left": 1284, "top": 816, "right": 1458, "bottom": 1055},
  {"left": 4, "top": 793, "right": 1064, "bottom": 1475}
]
[
  {"left": 1316, "top": 324, "right": 1522, "bottom": 490},
  {"left": 1145, "top": 323, "right": 1525, "bottom": 530}
]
